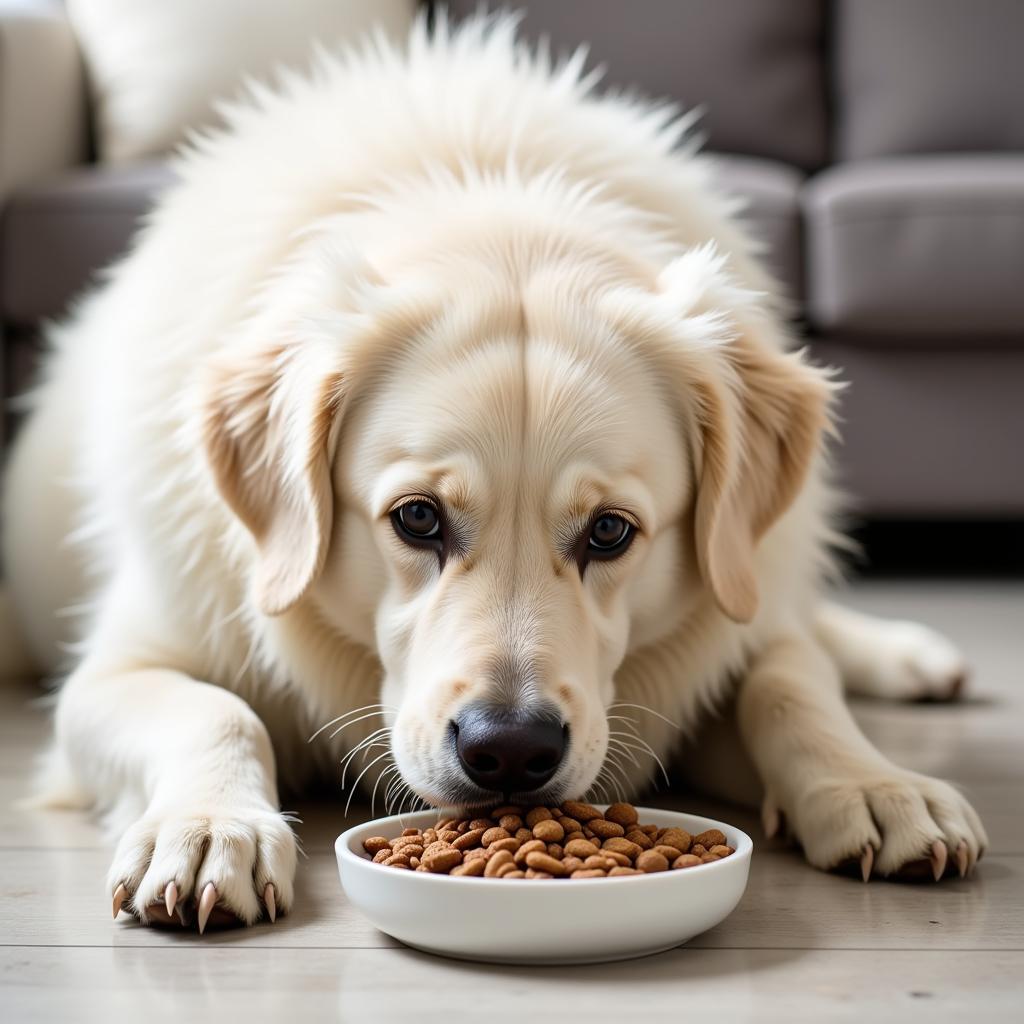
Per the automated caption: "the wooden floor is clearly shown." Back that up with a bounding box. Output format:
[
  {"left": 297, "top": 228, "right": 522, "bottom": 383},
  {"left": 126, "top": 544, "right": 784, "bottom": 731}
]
[{"left": 2, "top": 582, "right": 1022, "bottom": 1022}]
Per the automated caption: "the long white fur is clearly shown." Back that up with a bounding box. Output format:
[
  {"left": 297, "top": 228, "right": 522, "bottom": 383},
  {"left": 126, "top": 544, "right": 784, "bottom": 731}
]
[{"left": 1, "top": 12, "right": 984, "bottom": 925}]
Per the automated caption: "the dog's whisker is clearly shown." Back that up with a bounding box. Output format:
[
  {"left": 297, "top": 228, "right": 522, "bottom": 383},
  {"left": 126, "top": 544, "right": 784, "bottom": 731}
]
[
  {"left": 327, "top": 710, "right": 397, "bottom": 743},
  {"left": 606, "top": 736, "right": 642, "bottom": 770},
  {"left": 339, "top": 731, "right": 391, "bottom": 788},
  {"left": 344, "top": 749, "right": 394, "bottom": 817},
  {"left": 341, "top": 740, "right": 391, "bottom": 790},
  {"left": 607, "top": 701, "right": 680, "bottom": 731},
  {"left": 370, "top": 757, "right": 398, "bottom": 817},
  {"left": 610, "top": 736, "right": 671, "bottom": 786},
  {"left": 308, "top": 704, "right": 398, "bottom": 744}
]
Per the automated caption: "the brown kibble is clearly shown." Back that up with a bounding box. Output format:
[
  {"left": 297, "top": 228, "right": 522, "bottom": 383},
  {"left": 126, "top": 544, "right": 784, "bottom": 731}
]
[
  {"left": 464, "top": 847, "right": 490, "bottom": 863},
  {"left": 653, "top": 845, "right": 683, "bottom": 861},
  {"left": 469, "top": 818, "right": 493, "bottom": 831},
  {"left": 524, "top": 869, "right": 553, "bottom": 879},
  {"left": 602, "top": 850, "right": 632, "bottom": 867},
  {"left": 401, "top": 827, "right": 420, "bottom": 837},
  {"left": 437, "top": 830, "right": 460, "bottom": 844},
  {"left": 451, "top": 859, "right": 486, "bottom": 877},
  {"left": 700, "top": 853, "right": 722, "bottom": 863},
  {"left": 546, "top": 843, "right": 564, "bottom": 859},
  {"left": 481, "top": 827, "right": 511, "bottom": 846},
  {"left": 564, "top": 831, "right": 586, "bottom": 844},
  {"left": 372, "top": 849, "right": 391, "bottom": 864},
  {"left": 503, "top": 870, "right": 527, "bottom": 879},
  {"left": 636, "top": 850, "right": 670, "bottom": 873},
  {"left": 602, "top": 837, "right": 643, "bottom": 860},
  {"left": 409, "top": 856, "right": 420, "bottom": 868},
  {"left": 499, "top": 814, "right": 524, "bottom": 832},
  {"left": 515, "top": 828, "right": 534, "bottom": 844},
  {"left": 562, "top": 856, "right": 584, "bottom": 873},
  {"left": 625, "top": 829, "right": 654, "bottom": 850},
  {"left": 694, "top": 829, "right": 727, "bottom": 850},
  {"left": 571, "top": 869, "right": 606, "bottom": 878},
  {"left": 452, "top": 828, "right": 487, "bottom": 851},
  {"left": 690, "top": 844, "right": 707, "bottom": 857},
  {"left": 639, "top": 824, "right": 658, "bottom": 837},
  {"left": 483, "top": 849, "right": 515, "bottom": 877},
  {"left": 490, "top": 805, "right": 523, "bottom": 818},
  {"left": 384, "top": 853, "right": 410, "bottom": 867},
  {"left": 588, "top": 819, "right": 625, "bottom": 840},
  {"left": 495, "top": 861, "right": 519, "bottom": 877},
  {"left": 608, "top": 866, "right": 641, "bottom": 876},
  {"left": 455, "top": 820, "right": 470, "bottom": 833},
  {"left": 657, "top": 828, "right": 692, "bottom": 853},
  {"left": 388, "top": 861, "right": 410, "bottom": 869},
  {"left": 709, "top": 845, "right": 734, "bottom": 858},
  {"left": 532, "top": 819, "right": 565, "bottom": 842},
  {"left": 435, "top": 818, "right": 457, "bottom": 832},
  {"left": 488, "top": 837, "right": 521, "bottom": 854},
  {"left": 422, "top": 849, "right": 462, "bottom": 873},
  {"left": 415, "top": 864, "right": 429, "bottom": 871},
  {"left": 672, "top": 854, "right": 704, "bottom": 870},
  {"left": 363, "top": 836, "right": 391, "bottom": 855},
  {"left": 564, "top": 838, "right": 600, "bottom": 858},
  {"left": 514, "top": 839, "right": 547, "bottom": 865},
  {"left": 558, "top": 817, "right": 582, "bottom": 834},
  {"left": 525, "top": 851, "right": 567, "bottom": 876},
  {"left": 561, "top": 801, "right": 603, "bottom": 822},
  {"left": 605, "top": 802, "right": 639, "bottom": 827},
  {"left": 525, "top": 807, "right": 552, "bottom": 827}
]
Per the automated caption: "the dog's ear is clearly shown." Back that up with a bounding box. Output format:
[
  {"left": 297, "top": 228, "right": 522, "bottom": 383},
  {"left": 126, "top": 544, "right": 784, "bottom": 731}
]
[
  {"left": 202, "top": 338, "right": 346, "bottom": 616},
  {"left": 689, "top": 330, "right": 833, "bottom": 623},
  {"left": 603, "top": 245, "right": 835, "bottom": 622}
]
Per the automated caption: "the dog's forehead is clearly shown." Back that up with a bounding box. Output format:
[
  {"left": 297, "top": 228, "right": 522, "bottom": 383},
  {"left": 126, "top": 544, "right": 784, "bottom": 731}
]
[{"left": 350, "top": 321, "right": 687, "bottom": 516}]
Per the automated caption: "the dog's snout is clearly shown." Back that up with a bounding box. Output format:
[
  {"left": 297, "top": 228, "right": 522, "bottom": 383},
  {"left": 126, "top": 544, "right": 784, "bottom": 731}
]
[{"left": 452, "top": 703, "right": 567, "bottom": 794}]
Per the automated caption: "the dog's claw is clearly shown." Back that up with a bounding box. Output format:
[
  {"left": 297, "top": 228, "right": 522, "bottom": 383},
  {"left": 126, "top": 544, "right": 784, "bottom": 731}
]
[
  {"left": 112, "top": 883, "right": 127, "bottom": 918},
  {"left": 197, "top": 882, "right": 218, "bottom": 935},
  {"left": 930, "top": 839, "right": 948, "bottom": 881},
  {"left": 164, "top": 881, "right": 178, "bottom": 917},
  {"left": 860, "top": 845, "right": 874, "bottom": 882},
  {"left": 264, "top": 883, "right": 276, "bottom": 924},
  {"left": 955, "top": 841, "right": 969, "bottom": 878}
]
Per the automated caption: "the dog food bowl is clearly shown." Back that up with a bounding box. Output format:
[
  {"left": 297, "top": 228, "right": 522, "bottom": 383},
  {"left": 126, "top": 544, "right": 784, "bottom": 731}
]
[{"left": 335, "top": 806, "right": 752, "bottom": 964}]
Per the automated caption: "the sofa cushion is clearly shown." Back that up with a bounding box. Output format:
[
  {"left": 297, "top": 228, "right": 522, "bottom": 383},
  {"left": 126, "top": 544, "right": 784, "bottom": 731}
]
[
  {"left": 707, "top": 154, "right": 803, "bottom": 302},
  {"left": 66, "top": 0, "right": 417, "bottom": 163},
  {"left": 834, "top": 0, "right": 1024, "bottom": 160},
  {"left": 0, "top": 162, "right": 174, "bottom": 326},
  {"left": 448, "top": 0, "right": 827, "bottom": 170},
  {"left": 804, "top": 156, "right": 1024, "bottom": 339},
  {"left": 811, "top": 341, "right": 1024, "bottom": 516}
]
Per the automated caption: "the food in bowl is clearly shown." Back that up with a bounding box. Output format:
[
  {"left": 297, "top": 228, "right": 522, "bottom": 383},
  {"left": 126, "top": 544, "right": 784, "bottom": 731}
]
[{"left": 361, "top": 800, "right": 736, "bottom": 878}]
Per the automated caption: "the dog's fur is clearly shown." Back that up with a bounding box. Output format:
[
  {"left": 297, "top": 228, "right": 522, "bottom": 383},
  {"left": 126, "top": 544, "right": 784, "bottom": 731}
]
[{"left": 2, "top": 14, "right": 985, "bottom": 926}]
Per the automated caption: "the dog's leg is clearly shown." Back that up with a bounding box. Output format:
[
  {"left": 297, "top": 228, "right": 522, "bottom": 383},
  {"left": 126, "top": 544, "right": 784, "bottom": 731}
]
[
  {"left": 814, "top": 601, "right": 968, "bottom": 701},
  {"left": 737, "top": 631, "right": 986, "bottom": 879},
  {"left": 53, "top": 660, "right": 297, "bottom": 930}
]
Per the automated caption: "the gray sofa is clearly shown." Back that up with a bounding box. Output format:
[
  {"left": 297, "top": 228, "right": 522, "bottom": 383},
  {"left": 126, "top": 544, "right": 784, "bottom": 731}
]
[{"left": 2, "top": 0, "right": 1023, "bottom": 516}]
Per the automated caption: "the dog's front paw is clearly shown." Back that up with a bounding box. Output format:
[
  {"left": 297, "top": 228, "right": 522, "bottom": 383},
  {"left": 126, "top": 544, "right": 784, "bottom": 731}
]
[
  {"left": 108, "top": 802, "right": 297, "bottom": 931},
  {"left": 770, "top": 770, "right": 987, "bottom": 881}
]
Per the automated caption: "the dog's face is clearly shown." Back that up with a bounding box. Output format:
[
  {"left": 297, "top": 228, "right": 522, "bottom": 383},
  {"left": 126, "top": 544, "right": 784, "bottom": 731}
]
[{"left": 204, "top": 246, "right": 830, "bottom": 809}]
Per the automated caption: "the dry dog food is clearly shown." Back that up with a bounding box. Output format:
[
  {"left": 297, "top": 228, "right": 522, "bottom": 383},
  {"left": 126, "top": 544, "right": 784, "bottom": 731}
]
[{"left": 361, "top": 802, "right": 735, "bottom": 878}]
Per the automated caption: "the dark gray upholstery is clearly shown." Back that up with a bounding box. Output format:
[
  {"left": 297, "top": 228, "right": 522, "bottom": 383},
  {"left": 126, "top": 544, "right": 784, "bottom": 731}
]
[
  {"left": 834, "top": 0, "right": 1024, "bottom": 161},
  {"left": 812, "top": 342, "right": 1024, "bottom": 516},
  {"left": 805, "top": 156, "right": 1024, "bottom": 339},
  {"left": 448, "top": 0, "right": 828, "bottom": 170},
  {"left": 0, "top": 162, "right": 174, "bottom": 326}
]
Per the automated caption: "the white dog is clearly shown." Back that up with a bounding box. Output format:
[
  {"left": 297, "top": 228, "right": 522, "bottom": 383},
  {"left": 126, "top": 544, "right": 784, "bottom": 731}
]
[{"left": 1, "top": 13, "right": 985, "bottom": 931}]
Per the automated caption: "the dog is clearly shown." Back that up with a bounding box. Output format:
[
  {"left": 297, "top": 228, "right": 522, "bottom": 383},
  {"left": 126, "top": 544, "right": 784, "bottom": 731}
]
[{"left": 1, "top": 13, "right": 985, "bottom": 931}]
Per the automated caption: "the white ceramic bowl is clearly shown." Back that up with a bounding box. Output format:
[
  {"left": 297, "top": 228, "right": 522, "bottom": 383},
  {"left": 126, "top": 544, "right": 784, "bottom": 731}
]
[{"left": 335, "top": 806, "right": 752, "bottom": 964}]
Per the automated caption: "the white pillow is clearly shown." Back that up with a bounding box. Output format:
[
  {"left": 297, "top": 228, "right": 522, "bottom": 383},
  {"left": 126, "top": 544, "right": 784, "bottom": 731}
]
[{"left": 66, "top": 0, "right": 417, "bottom": 163}]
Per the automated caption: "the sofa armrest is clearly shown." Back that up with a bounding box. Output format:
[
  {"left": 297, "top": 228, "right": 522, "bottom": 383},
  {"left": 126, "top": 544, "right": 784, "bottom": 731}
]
[{"left": 0, "top": 0, "right": 88, "bottom": 203}]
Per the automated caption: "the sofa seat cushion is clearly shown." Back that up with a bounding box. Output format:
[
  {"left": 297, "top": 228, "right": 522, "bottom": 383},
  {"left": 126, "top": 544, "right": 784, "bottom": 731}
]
[
  {"left": 708, "top": 154, "right": 804, "bottom": 302},
  {"left": 804, "top": 156, "right": 1024, "bottom": 340},
  {"left": 0, "top": 162, "right": 174, "bottom": 326}
]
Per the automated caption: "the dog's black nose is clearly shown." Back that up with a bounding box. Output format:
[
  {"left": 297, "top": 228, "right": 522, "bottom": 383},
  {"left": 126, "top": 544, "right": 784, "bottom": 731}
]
[{"left": 452, "top": 703, "right": 567, "bottom": 794}]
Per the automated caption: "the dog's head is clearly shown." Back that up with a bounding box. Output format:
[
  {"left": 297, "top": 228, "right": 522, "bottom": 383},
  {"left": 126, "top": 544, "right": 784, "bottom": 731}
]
[{"left": 203, "top": 239, "right": 832, "bottom": 809}]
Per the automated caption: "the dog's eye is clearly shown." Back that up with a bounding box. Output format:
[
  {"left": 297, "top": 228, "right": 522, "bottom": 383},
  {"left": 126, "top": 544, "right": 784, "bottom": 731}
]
[
  {"left": 587, "top": 514, "right": 633, "bottom": 557},
  {"left": 392, "top": 501, "right": 442, "bottom": 546}
]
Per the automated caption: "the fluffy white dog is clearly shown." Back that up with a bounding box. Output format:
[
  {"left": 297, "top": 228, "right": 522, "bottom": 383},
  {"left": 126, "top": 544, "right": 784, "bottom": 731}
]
[{"left": 1, "top": 13, "right": 985, "bottom": 931}]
